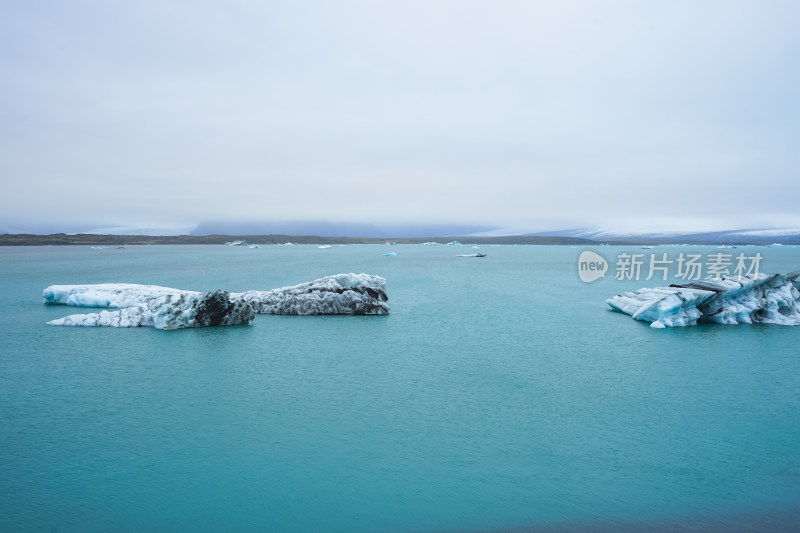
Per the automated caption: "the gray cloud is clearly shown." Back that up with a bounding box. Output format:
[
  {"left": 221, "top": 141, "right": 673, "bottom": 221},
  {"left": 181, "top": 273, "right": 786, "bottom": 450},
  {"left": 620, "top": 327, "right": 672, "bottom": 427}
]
[{"left": 2, "top": 0, "right": 799, "bottom": 233}]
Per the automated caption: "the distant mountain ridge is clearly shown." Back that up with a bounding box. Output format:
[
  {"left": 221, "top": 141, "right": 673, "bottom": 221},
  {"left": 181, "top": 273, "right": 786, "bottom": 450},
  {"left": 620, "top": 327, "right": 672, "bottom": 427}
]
[
  {"left": 528, "top": 228, "right": 800, "bottom": 245},
  {"left": 3, "top": 220, "right": 800, "bottom": 245},
  {"left": 190, "top": 221, "right": 500, "bottom": 238}
]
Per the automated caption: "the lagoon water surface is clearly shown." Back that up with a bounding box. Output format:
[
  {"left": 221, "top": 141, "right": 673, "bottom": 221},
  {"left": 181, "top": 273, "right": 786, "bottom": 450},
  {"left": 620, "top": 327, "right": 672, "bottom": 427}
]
[{"left": 1, "top": 244, "right": 799, "bottom": 532}]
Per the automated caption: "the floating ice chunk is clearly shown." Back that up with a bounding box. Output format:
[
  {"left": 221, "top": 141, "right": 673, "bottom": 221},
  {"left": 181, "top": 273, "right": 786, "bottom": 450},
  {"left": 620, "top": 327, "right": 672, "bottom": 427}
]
[
  {"left": 447, "top": 241, "right": 463, "bottom": 246},
  {"left": 225, "top": 240, "right": 248, "bottom": 246},
  {"left": 607, "top": 273, "right": 800, "bottom": 327},
  {"left": 44, "top": 274, "right": 390, "bottom": 321},
  {"left": 48, "top": 290, "right": 254, "bottom": 330},
  {"left": 382, "top": 252, "right": 397, "bottom": 256},
  {"left": 235, "top": 273, "right": 389, "bottom": 315},
  {"left": 43, "top": 283, "right": 188, "bottom": 308},
  {"left": 249, "top": 244, "right": 260, "bottom": 249},
  {"left": 318, "top": 245, "right": 332, "bottom": 249},
  {"left": 607, "top": 285, "right": 712, "bottom": 326},
  {"left": 456, "top": 253, "right": 486, "bottom": 257}
]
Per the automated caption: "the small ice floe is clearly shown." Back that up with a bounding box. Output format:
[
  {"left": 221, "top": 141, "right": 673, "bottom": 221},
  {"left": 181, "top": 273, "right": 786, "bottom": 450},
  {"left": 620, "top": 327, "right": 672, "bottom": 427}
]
[
  {"left": 382, "top": 252, "right": 397, "bottom": 257},
  {"left": 607, "top": 273, "right": 800, "bottom": 328},
  {"left": 447, "top": 241, "right": 463, "bottom": 246},
  {"left": 318, "top": 245, "right": 332, "bottom": 249},
  {"left": 225, "top": 240, "right": 248, "bottom": 246},
  {"left": 418, "top": 242, "right": 440, "bottom": 246},
  {"left": 456, "top": 253, "right": 486, "bottom": 258},
  {"left": 472, "top": 245, "right": 480, "bottom": 249},
  {"left": 249, "top": 244, "right": 260, "bottom": 249},
  {"left": 90, "top": 246, "right": 107, "bottom": 250}
]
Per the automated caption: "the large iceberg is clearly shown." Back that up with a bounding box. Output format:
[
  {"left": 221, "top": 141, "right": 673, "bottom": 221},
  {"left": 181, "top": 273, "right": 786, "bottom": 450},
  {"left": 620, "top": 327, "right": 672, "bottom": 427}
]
[
  {"left": 236, "top": 273, "right": 389, "bottom": 315},
  {"left": 43, "top": 283, "right": 186, "bottom": 308},
  {"left": 44, "top": 273, "right": 389, "bottom": 329},
  {"left": 607, "top": 273, "right": 800, "bottom": 328},
  {"left": 48, "top": 290, "right": 255, "bottom": 330}
]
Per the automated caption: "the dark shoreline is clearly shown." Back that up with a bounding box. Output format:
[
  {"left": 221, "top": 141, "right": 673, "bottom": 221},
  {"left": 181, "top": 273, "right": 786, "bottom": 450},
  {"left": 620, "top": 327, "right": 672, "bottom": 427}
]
[
  {"left": 0, "top": 233, "right": 788, "bottom": 246},
  {"left": 0, "top": 233, "right": 594, "bottom": 246}
]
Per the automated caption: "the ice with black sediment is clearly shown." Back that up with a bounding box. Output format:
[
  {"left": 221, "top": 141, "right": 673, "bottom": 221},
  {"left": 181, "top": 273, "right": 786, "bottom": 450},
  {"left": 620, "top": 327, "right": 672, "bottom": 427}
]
[
  {"left": 43, "top": 273, "right": 389, "bottom": 329},
  {"left": 236, "top": 273, "right": 389, "bottom": 315},
  {"left": 48, "top": 290, "right": 255, "bottom": 330},
  {"left": 606, "top": 273, "right": 800, "bottom": 328}
]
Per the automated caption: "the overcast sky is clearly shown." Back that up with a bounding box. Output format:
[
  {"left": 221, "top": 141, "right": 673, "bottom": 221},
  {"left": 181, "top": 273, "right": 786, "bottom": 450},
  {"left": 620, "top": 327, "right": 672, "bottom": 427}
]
[{"left": 1, "top": 0, "right": 798, "bottom": 234}]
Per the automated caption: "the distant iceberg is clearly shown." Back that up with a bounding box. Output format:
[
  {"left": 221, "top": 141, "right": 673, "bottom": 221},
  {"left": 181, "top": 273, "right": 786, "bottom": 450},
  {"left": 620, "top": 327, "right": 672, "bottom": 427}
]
[
  {"left": 48, "top": 290, "right": 254, "bottom": 330},
  {"left": 44, "top": 273, "right": 389, "bottom": 329},
  {"left": 607, "top": 273, "right": 800, "bottom": 328}
]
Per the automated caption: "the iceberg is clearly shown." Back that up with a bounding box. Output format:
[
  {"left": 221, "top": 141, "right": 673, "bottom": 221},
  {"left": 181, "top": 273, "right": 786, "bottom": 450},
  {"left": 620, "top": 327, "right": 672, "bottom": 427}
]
[
  {"left": 48, "top": 290, "right": 255, "bottom": 330},
  {"left": 236, "top": 274, "right": 389, "bottom": 315},
  {"left": 44, "top": 283, "right": 186, "bottom": 308},
  {"left": 44, "top": 273, "right": 390, "bottom": 328},
  {"left": 607, "top": 273, "right": 800, "bottom": 328}
]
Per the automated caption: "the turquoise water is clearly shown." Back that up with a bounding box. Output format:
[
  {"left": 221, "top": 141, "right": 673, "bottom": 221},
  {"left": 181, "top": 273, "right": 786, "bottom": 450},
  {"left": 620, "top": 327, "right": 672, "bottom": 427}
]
[{"left": 2, "top": 244, "right": 799, "bottom": 532}]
